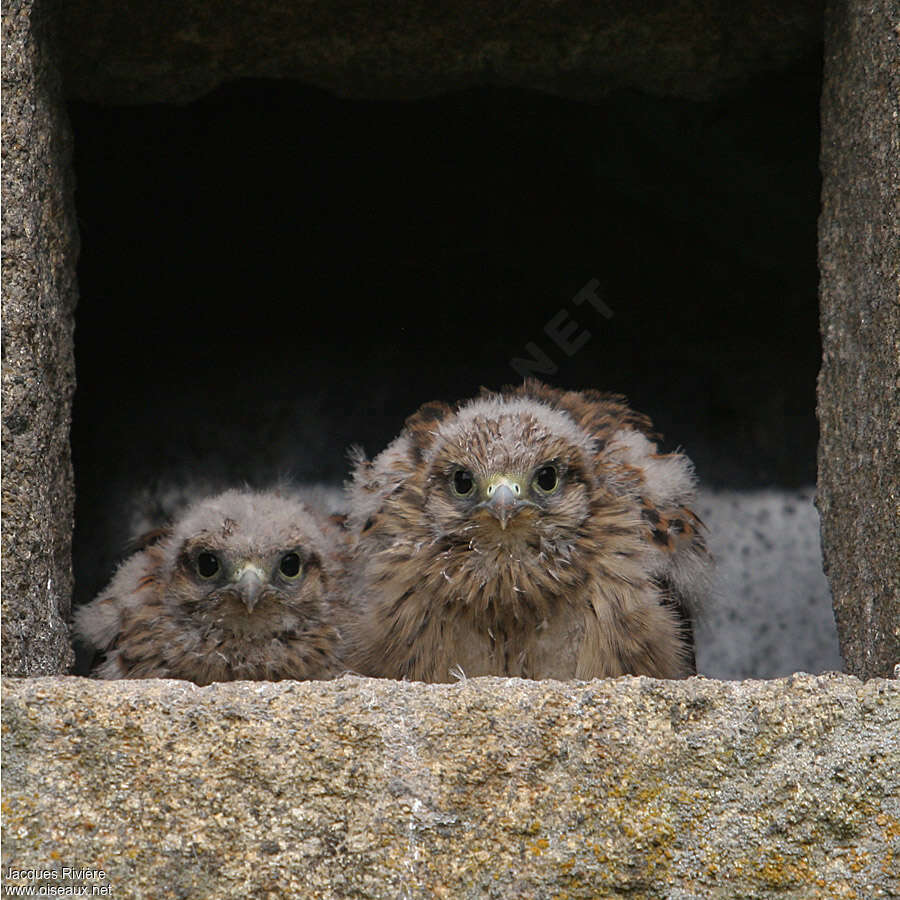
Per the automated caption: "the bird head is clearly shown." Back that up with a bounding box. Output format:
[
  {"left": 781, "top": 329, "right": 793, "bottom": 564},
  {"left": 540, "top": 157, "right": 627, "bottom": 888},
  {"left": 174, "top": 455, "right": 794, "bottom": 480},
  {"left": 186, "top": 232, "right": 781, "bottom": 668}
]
[
  {"left": 416, "top": 397, "right": 597, "bottom": 546},
  {"left": 159, "top": 490, "right": 332, "bottom": 633}
]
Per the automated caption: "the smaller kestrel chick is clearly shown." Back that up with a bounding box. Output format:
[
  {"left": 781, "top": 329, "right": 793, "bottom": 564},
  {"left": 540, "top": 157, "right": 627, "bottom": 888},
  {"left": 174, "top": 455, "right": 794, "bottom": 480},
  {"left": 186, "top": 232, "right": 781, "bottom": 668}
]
[{"left": 74, "top": 489, "right": 345, "bottom": 684}]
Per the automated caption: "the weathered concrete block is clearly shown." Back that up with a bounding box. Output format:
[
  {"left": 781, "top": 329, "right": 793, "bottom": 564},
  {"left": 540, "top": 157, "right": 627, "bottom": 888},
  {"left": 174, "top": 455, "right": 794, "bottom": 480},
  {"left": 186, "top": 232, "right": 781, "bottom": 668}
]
[
  {"left": 2, "top": 674, "right": 898, "bottom": 898},
  {"left": 817, "top": 0, "right": 900, "bottom": 679},
  {"left": 0, "top": 0, "right": 78, "bottom": 675}
]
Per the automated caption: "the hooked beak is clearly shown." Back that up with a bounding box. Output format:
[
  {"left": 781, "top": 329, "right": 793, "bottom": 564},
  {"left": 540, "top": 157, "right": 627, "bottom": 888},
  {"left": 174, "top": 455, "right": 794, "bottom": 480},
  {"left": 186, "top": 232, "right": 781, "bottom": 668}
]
[
  {"left": 234, "top": 567, "right": 265, "bottom": 613},
  {"left": 480, "top": 478, "right": 527, "bottom": 530}
]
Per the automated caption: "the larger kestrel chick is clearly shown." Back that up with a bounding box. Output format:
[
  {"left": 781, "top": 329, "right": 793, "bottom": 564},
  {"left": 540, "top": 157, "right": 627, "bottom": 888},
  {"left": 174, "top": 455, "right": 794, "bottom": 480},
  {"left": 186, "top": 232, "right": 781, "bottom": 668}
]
[
  {"left": 345, "top": 380, "right": 712, "bottom": 682},
  {"left": 74, "top": 489, "right": 345, "bottom": 684}
]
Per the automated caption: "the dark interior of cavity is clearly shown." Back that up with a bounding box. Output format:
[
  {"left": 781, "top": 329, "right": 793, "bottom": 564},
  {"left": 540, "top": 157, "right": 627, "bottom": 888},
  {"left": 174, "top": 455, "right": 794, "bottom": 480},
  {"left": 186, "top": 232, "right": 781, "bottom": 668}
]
[{"left": 68, "top": 51, "right": 822, "bottom": 623}]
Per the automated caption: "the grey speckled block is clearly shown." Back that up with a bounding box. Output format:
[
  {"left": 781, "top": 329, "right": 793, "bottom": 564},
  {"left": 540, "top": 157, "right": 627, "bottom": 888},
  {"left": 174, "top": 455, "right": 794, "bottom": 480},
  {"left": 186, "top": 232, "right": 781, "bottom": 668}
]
[
  {"left": 2, "top": 674, "right": 898, "bottom": 899},
  {"left": 0, "top": 0, "right": 79, "bottom": 675},
  {"left": 695, "top": 488, "right": 842, "bottom": 679}
]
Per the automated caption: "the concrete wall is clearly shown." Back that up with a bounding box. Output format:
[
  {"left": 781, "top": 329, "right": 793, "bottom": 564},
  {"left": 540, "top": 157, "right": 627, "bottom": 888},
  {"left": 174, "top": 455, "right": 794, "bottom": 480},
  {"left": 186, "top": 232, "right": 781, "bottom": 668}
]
[
  {"left": 1, "top": 2, "right": 898, "bottom": 895},
  {"left": 817, "top": 0, "right": 900, "bottom": 679},
  {"left": 1, "top": 0, "right": 78, "bottom": 675}
]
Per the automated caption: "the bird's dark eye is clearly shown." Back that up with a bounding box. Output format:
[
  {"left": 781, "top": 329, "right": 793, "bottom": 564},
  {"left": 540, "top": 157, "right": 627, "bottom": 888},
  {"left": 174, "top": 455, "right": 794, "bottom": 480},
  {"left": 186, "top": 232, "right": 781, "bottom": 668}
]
[
  {"left": 279, "top": 552, "right": 302, "bottom": 579},
  {"left": 533, "top": 464, "right": 560, "bottom": 494},
  {"left": 451, "top": 469, "right": 476, "bottom": 497},
  {"left": 196, "top": 552, "right": 220, "bottom": 579}
]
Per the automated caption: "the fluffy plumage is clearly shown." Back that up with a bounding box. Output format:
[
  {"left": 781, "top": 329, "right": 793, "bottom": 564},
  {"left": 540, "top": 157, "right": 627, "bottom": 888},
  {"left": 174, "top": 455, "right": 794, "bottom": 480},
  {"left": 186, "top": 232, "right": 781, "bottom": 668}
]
[
  {"left": 344, "top": 380, "right": 712, "bottom": 682},
  {"left": 74, "top": 489, "right": 345, "bottom": 684}
]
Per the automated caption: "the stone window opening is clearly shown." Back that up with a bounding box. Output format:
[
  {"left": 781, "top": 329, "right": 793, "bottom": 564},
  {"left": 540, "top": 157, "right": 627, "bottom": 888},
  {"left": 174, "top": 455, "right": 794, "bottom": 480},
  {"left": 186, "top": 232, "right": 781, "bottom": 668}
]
[
  {"left": 67, "top": 63, "right": 831, "bottom": 680},
  {"left": 3, "top": 4, "right": 898, "bottom": 895}
]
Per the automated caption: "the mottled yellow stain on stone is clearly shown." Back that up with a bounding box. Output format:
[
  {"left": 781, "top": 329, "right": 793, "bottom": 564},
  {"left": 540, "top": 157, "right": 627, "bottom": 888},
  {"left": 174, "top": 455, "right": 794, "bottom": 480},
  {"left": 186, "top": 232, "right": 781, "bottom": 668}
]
[{"left": 529, "top": 838, "right": 550, "bottom": 855}]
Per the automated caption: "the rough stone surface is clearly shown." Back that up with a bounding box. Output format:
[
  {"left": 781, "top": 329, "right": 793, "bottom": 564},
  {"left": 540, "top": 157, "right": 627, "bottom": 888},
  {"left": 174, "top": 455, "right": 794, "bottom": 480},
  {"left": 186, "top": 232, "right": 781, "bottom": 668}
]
[
  {"left": 58, "top": 0, "right": 823, "bottom": 105},
  {"left": 3, "top": 674, "right": 898, "bottom": 899},
  {"left": 817, "top": 0, "right": 900, "bottom": 679},
  {"left": 1, "top": 0, "right": 78, "bottom": 674}
]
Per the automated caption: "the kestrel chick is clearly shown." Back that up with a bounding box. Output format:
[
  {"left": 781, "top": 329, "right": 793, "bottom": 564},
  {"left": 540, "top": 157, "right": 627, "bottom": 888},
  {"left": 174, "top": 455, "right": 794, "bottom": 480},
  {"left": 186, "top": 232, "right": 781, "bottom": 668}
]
[
  {"left": 74, "top": 489, "right": 345, "bottom": 684},
  {"left": 345, "top": 379, "right": 712, "bottom": 682}
]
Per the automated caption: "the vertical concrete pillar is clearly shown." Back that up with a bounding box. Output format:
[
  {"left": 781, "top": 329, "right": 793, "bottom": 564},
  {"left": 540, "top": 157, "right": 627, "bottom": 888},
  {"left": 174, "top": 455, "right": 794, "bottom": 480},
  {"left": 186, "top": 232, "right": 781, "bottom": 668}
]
[
  {"left": 1, "top": 0, "right": 78, "bottom": 674},
  {"left": 817, "top": 0, "right": 900, "bottom": 678}
]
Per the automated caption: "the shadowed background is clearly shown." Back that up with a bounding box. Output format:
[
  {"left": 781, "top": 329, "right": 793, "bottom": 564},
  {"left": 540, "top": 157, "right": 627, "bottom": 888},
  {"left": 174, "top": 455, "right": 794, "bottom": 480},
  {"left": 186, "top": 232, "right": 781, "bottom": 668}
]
[{"left": 69, "top": 55, "right": 839, "bottom": 677}]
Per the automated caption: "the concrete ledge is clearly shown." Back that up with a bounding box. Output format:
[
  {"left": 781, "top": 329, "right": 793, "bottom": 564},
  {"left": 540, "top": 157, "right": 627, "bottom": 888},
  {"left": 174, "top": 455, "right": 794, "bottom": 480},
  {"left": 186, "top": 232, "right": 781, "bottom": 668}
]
[{"left": 2, "top": 674, "right": 898, "bottom": 898}]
